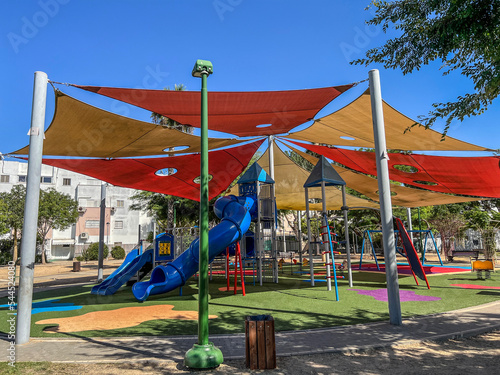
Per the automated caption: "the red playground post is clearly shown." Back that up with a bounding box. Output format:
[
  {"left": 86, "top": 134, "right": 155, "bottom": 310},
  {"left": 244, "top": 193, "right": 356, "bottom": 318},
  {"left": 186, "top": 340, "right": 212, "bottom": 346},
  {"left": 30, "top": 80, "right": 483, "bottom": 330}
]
[{"left": 225, "top": 243, "right": 246, "bottom": 296}]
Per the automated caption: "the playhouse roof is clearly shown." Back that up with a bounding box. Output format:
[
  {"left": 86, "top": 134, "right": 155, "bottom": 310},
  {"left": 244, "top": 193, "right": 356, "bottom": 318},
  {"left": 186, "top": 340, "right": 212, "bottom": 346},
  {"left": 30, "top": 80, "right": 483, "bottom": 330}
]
[
  {"left": 237, "top": 162, "right": 274, "bottom": 184},
  {"left": 303, "top": 155, "right": 346, "bottom": 188}
]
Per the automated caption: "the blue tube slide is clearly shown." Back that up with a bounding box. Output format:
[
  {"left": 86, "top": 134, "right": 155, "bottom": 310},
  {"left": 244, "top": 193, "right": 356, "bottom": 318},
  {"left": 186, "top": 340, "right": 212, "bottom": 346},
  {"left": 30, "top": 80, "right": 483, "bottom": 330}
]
[
  {"left": 132, "top": 195, "right": 255, "bottom": 302},
  {"left": 90, "top": 248, "right": 154, "bottom": 295}
]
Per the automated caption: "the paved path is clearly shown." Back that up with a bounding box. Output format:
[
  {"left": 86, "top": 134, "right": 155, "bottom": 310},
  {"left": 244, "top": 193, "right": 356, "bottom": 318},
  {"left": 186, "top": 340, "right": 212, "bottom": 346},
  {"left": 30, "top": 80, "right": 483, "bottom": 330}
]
[{"left": 2, "top": 300, "right": 499, "bottom": 363}]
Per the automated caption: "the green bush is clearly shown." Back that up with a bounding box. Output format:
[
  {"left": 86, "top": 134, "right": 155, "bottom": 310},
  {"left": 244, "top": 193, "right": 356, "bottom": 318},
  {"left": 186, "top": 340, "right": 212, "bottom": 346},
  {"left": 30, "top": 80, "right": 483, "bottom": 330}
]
[
  {"left": 0, "top": 250, "right": 13, "bottom": 265},
  {"left": 81, "top": 243, "right": 109, "bottom": 261},
  {"left": 75, "top": 256, "right": 84, "bottom": 262},
  {"left": 111, "top": 245, "right": 126, "bottom": 260}
]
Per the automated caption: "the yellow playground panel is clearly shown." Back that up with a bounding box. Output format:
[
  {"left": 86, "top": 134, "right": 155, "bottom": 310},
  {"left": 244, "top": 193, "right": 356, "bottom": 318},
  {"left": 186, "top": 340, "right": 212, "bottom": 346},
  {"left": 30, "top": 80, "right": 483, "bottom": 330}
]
[
  {"left": 471, "top": 259, "right": 495, "bottom": 280},
  {"left": 471, "top": 260, "right": 495, "bottom": 271}
]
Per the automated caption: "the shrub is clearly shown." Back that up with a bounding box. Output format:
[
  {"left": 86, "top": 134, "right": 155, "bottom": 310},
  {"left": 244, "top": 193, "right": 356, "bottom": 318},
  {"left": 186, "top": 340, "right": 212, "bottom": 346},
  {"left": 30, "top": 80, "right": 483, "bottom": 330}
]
[
  {"left": 111, "top": 245, "right": 126, "bottom": 260},
  {"left": 81, "top": 243, "right": 109, "bottom": 261},
  {"left": 75, "top": 256, "right": 84, "bottom": 262},
  {"left": 0, "top": 250, "right": 12, "bottom": 265}
]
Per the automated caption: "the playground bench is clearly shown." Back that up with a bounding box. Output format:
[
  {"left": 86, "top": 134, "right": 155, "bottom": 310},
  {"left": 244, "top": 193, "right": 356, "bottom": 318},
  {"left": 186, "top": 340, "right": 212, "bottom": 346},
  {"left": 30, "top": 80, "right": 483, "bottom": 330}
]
[{"left": 449, "top": 249, "right": 480, "bottom": 261}]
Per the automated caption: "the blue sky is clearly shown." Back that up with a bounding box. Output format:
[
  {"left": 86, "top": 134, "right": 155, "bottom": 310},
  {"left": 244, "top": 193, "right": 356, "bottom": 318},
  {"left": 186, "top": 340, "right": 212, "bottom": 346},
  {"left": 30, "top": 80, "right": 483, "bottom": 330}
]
[{"left": 1, "top": 0, "right": 499, "bottom": 157}]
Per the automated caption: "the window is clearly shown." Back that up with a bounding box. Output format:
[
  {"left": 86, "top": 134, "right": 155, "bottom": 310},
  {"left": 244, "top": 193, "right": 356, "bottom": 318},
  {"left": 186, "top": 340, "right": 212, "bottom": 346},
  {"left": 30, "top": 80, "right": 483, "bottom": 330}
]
[
  {"left": 40, "top": 176, "right": 52, "bottom": 184},
  {"left": 85, "top": 220, "right": 100, "bottom": 229},
  {"left": 0, "top": 175, "right": 9, "bottom": 183},
  {"left": 18, "top": 175, "right": 26, "bottom": 183},
  {"left": 116, "top": 200, "right": 125, "bottom": 208},
  {"left": 63, "top": 178, "right": 71, "bottom": 186},
  {"left": 114, "top": 221, "right": 124, "bottom": 229}
]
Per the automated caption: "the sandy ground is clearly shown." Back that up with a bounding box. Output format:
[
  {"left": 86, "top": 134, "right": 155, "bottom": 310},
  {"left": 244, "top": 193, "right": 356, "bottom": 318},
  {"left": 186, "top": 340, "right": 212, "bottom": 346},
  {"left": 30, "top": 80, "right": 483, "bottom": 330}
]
[{"left": 4, "top": 331, "right": 499, "bottom": 374}]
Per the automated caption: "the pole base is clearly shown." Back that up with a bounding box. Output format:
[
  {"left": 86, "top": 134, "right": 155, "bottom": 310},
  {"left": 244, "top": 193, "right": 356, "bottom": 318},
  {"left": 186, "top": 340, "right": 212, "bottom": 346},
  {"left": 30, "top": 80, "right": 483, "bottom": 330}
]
[{"left": 184, "top": 342, "right": 223, "bottom": 369}]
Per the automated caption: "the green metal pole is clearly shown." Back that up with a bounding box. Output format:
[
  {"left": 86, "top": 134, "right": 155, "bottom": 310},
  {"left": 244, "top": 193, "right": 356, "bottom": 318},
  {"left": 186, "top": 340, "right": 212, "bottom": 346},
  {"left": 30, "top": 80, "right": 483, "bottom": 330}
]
[
  {"left": 199, "top": 71, "right": 209, "bottom": 345},
  {"left": 185, "top": 60, "right": 222, "bottom": 369}
]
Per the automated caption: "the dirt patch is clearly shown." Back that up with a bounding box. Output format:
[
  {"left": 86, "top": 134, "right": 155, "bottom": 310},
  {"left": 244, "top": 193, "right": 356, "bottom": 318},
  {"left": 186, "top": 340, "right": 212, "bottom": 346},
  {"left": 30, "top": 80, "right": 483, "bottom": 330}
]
[{"left": 36, "top": 305, "right": 218, "bottom": 333}]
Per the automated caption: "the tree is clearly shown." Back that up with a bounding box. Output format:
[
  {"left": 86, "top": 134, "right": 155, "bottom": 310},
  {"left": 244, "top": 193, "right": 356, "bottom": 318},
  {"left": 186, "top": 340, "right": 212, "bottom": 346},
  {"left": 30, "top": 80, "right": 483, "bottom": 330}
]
[
  {"left": 37, "top": 188, "right": 79, "bottom": 263},
  {"left": 427, "top": 204, "right": 467, "bottom": 259},
  {"left": 0, "top": 199, "right": 8, "bottom": 236},
  {"left": 0, "top": 185, "right": 26, "bottom": 263},
  {"left": 463, "top": 201, "right": 500, "bottom": 259},
  {"left": 151, "top": 84, "right": 192, "bottom": 134},
  {"left": 353, "top": 0, "right": 500, "bottom": 135},
  {"left": 130, "top": 192, "right": 219, "bottom": 231}
]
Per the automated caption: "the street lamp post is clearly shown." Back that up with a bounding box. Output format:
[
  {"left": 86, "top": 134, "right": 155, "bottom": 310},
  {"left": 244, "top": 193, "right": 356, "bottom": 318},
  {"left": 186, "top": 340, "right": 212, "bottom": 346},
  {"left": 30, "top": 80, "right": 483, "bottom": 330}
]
[{"left": 184, "top": 60, "right": 223, "bottom": 369}]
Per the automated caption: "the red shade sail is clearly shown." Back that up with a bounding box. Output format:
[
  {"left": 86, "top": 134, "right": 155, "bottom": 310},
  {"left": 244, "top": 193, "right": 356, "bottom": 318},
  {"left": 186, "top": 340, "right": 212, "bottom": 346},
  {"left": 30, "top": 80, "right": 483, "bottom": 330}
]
[
  {"left": 40, "top": 140, "right": 264, "bottom": 201},
  {"left": 75, "top": 84, "right": 353, "bottom": 136},
  {"left": 287, "top": 140, "right": 500, "bottom": 198}
]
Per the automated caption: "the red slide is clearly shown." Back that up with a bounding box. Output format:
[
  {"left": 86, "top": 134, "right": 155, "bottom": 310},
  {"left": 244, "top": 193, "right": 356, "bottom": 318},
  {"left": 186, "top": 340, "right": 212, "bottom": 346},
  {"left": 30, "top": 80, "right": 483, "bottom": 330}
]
[{"left": 395, "top": 218, "right": 430, "bottom": 289}]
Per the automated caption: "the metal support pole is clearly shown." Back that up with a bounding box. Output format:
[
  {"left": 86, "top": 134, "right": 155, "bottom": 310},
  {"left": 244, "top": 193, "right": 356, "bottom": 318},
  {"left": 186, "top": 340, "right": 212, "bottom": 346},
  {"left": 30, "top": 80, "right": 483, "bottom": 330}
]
[
  {"left": 256, "top": 182, "right": 263, "bottom": 286},
  {"left": 305, "top": 188, "right": 314, "bottom": 286},
  {"left": 321, "top": 182, "right": 329, "bottom": 258},
  {"left": 369, "top": 69, "right": 402, "bottom": 325},
  {"left": 325, "top": 252, "right": 331, "bottom": 291},
  {"left": 185, "top": 60, "right": 222, "bottom": 369},
  {"left": 16, "top": 71, "right": 48, "bottom": 345},
  {"left": 268, "top": 135, "right": 278, "bottom": 283},
  {"left": 268, "top": 135, "right": 275, "bottom": 180},
  {"left": 406, "top": 207, "right": 413, "bottom": 244},
  {"left": 417, "top": 207, "right": 422, "bottom": 254},
  {"left": 298, "top": 210, "right": 302, "bottom": 268},
  {"left": 97, "top": 183, "right": 106, "bottom": 282},
  {"left": 341, "top": 186, "right": 353, "bottom": 287},
  {"left": 152, "top": 221, "right": 156, "bottom": 266}
]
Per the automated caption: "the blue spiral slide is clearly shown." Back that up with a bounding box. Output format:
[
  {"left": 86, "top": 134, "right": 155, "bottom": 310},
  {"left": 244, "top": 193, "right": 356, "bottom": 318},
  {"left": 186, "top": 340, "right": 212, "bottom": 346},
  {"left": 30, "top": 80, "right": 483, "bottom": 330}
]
[
  {"left": 132, "top": 195, "right": 255, "bottom": 302},
  {"left": 90, "top": 248, "right": 154, "bottom": 295}
]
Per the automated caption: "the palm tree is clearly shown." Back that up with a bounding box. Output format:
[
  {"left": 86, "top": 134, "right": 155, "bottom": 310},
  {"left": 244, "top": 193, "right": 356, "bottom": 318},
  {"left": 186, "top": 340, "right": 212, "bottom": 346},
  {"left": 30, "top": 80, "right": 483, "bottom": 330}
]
[{"left": 150, "top": 84, "right": 193, "bottom": 134}]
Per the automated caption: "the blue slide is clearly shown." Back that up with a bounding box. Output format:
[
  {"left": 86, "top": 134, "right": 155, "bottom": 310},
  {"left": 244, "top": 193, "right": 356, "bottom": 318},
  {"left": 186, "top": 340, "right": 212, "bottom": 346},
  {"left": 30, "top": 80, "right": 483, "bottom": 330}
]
[
  {"left": 91, "top": 248, "right": 154, "bottom": 295},
  {"left": 132, "top": 195, "right": 255, "bottom": 302}
]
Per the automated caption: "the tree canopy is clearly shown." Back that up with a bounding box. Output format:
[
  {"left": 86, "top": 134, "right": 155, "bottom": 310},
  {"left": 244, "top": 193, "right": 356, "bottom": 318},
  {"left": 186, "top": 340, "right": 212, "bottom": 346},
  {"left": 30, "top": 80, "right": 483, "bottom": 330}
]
[
  {"left": 0, "top": 198, "right": 9, "bottom": 236},
  {"left": 0, "top": 185, "right": 26, "bottom": 262},
  {"left": 353, "top": 0, "right": 500, "bottom": 135},
  {"left": 37, "top": 188, "right": 79, "bottom": 263}
]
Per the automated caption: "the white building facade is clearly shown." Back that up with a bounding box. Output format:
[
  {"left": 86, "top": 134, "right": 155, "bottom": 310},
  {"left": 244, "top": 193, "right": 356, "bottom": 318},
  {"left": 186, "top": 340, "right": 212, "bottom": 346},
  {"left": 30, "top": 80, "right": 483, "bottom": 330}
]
[{"left": 0, "top": 160, "right": 154, "bottom": 261}]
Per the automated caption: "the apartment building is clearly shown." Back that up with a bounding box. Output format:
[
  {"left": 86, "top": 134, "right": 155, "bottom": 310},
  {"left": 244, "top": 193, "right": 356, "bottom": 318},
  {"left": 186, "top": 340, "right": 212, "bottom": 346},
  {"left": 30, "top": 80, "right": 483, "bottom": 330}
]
[{"left": 0, "top": 160, "right": 154, "bottom": 261}]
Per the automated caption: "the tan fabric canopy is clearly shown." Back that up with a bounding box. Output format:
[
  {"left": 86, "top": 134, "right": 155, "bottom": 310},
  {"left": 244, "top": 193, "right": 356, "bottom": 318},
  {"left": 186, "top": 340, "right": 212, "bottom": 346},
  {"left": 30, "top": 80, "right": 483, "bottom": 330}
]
[
  {"left": 248, "top": 144, "right": 380, "bottom": 211},
  {"left": 288, "top": 145, "right": 482, "bottom": 208},
  {"left": 286, "top": 90, "right": 490, "bottom": 151},
  {"left": 12, "top": 91, "right": 246, "bottom": 157}
]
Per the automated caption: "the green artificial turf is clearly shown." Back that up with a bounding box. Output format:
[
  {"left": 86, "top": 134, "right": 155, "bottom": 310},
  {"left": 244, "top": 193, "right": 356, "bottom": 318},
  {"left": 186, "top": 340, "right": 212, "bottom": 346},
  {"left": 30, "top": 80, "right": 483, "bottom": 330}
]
[{"left": 0, "top": 268, "right": 498, "bottom": 338}]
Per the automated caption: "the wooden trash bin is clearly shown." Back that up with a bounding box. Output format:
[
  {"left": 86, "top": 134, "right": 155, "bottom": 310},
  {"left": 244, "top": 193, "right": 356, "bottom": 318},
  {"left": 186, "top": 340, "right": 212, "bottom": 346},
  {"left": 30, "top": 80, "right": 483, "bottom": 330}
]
[
  {"left": 245, "top": 315, "right": 276, "bottom": 370},
  {"left": 72, "top": 261, "right": 81, "bottom": 272}
]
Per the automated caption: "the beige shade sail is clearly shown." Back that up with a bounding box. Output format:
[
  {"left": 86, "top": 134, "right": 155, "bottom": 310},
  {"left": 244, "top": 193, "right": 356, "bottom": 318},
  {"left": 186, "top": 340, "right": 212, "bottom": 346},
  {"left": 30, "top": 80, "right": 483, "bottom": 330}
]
[
  {"left": 286, "top": 90, "right": 490, "bottom": 151},
  {"left": 288, "top": 145, "right": 482, "bottom": 208},
  {"left": 12, "top": 90, "right": 247, "bottom": 158},
  {"left": 234, "top": 143, "right": 380, "bottom": 211}
]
